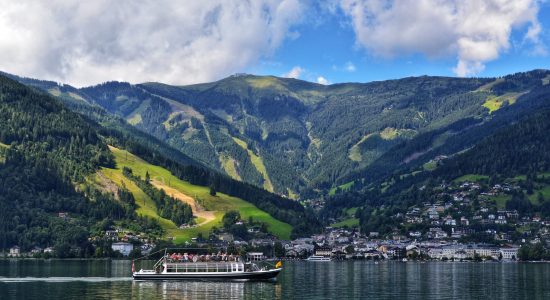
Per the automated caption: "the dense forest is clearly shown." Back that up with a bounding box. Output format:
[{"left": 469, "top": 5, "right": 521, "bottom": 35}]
[
  {"left": 0, "top": 75, "right": 140, "bottom": 254},
  {"left": 342, "top": 74, "right": 550, "bottom": 189},
  {"left": 434, "top": 110, "right": 550, "bottom": 179}
]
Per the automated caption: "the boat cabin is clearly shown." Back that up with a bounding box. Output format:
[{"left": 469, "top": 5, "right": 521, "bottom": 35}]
[{"left": 163, "top": 262, "right": 251, "bottom": 273}]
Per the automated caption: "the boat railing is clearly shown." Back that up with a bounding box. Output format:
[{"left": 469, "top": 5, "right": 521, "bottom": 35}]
[
  {"left": 164, "top": 253, "right": 240, "bottom": 262},
  {"left": 163, "top": 262, "right": 245, "bottom": 273}
]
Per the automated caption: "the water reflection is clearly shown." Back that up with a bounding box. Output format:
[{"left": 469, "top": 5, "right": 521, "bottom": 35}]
[
  {"left": 133, "top": 281, "right": 245, "bottom": 299},
  {"left": 130, "top": 280, "right": 282, "bottom": 300},
  {"left": 2, "top": 260, "right": 550, "bottom": 299}
]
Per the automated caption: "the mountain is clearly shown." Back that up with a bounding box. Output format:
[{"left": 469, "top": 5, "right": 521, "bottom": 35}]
[
  {"left": 5, "top": 70, "right": 550, "bottom": 201},
  {"left": 0, "top": 75, "right": 318, "bottom": 254},
  {"left": 321, "top": 107, "right": 550, "bottom": 233},
  {"left": 3, "top": 68, "right": 550, "bottom": 253},
  {"left": 343, "top": 70, "right": 550, "bottom": 189}
]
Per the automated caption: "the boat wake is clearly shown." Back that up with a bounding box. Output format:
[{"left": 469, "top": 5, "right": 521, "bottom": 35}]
[{"left": 0, "top": 277, "right": 133, "bottom": 283}]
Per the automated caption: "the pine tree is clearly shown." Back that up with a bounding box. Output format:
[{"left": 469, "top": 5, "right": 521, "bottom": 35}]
[{"left": 209, "top": 184, "right": 216, "bottom": 196}]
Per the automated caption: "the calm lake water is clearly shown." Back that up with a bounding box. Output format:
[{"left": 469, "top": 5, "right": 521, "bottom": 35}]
[{"left": 1, "top": 260, "right": 550, "bottom": 299}]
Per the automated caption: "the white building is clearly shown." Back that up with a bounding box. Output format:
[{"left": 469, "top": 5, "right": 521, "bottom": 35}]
[
  {"left": 499, "top": 247, "right": 519, "bottom": 260},
  {"left": 315, "top": 247, "right": 332, "bottom": 257},
  {"left": 428, "top": 247, "right": 444, "bottom": 259},
  {"left": 112, "top": 242, "right": 134, "bottom": 256},
  {"left": 465, "top": 246, "right": 499, "bottom": 259},
  {"left": 247, "top": 252, "right": 265, "bottom": 261},
  {"left": 9, "top": 246, "right": 20, "bottom": 257}
]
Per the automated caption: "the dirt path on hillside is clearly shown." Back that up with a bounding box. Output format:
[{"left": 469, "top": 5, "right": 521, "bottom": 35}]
[
  {"left": 151, "top": 180, "right": 216, "bottom": 227},
  {"left": 95, "top": 171, "right": 120, "bottom": 197}
]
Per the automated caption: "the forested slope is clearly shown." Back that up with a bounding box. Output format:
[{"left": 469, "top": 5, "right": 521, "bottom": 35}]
[{"left": 0, "top": 75, "right": 319, "bottom": 254}]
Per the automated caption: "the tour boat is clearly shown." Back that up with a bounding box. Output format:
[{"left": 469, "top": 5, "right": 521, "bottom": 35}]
[
  {"left": 132, "top": 250, "right": 282, "bottom": 281},
  {"left": 306, "top": 255, "right": 332, "bottom": 262}
]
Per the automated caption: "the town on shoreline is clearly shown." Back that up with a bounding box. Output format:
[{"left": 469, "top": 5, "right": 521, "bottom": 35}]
[
  {"left": 2, "top": 226, "right": 523, "bottom": 262},
  {"left": 6, "top": 176, "right": 550, "bottom": 262}
]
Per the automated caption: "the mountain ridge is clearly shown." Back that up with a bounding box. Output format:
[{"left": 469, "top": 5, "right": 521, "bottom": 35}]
[{"left": 4, "top": 69, "right": 550, "bottom": 199}]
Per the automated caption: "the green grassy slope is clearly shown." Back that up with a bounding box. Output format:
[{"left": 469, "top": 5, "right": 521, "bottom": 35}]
[
  {"left": 331, "top": 207, "right": 359, "bottom": 228},
  {"left": 101, "top": 146, "right": 292, "bottom": 242},
  {"left": 0, "top": 142, "right": 8, "bottom": 163},
  {"left": 329, "top": 181, "right": 355, "bottom": 196}
]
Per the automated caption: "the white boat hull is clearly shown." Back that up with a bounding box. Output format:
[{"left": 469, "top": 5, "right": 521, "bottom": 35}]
[{"left": 133, "top": 268, "right": 282, "bottom": 281}]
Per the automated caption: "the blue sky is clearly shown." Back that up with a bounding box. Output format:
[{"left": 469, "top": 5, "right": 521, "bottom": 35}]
[
  {"left": 0, "top": 1, "right": 548, "bottom": 86},
  {"left": 252, "top": 1, "right": 550, "bottom": 84}
]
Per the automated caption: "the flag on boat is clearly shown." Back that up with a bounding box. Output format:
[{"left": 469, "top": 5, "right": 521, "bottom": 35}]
[{"left": 275, "top": 261, "right": 282, "bottom": 268}]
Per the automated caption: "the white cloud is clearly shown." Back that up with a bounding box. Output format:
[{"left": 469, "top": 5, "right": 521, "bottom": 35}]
[
  {"left": 283, "top": 66, "right": 305, "bottom": 78},
  {"left": 0, "top": 0, "right": 305, "bottom": 86},
  {"left": 317, "top": 76, "right": 330, "bottom": 84},
  {"left": 338, "top": 0, "right": 543, "bottom": 77},
  {"left": 332, "top": 61, "right": 357, "bottom": 72},
  {"left": 344, "top": 61, "right": 356, "bottom": 72}
]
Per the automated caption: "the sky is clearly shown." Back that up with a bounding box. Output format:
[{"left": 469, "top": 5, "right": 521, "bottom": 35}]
[{"left": 0, "top": 0, "right": 549, "bottom": 87}]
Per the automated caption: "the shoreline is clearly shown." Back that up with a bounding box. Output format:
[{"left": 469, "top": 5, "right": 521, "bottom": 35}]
[{"left": 3, "top": 257, "right": 550, "bottom": 263}]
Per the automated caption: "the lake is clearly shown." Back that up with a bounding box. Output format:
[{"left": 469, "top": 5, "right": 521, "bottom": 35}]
[{"left": 1, "top": 260, "right": 550, "bottom": 299}]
